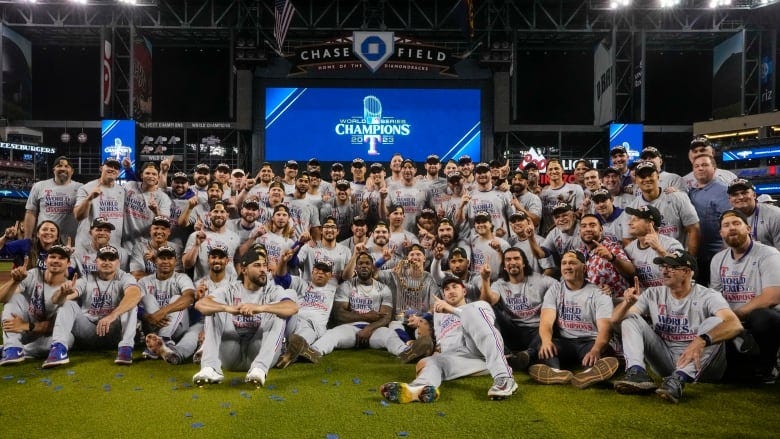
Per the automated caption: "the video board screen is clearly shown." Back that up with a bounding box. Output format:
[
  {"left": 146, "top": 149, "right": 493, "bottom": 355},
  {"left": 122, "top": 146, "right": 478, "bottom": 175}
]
[{"left": 264, "top": 87, "right": 481, "bottom": 162}]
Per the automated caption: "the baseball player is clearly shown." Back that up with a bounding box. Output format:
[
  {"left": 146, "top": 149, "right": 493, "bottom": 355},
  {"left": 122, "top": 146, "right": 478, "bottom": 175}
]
[
  {"left": 42, "top": 245, "right": 142, "bottom": 368},
  {"left": 191, "top": 246, "right": 298, "bottom": 388},
  {"left": 73, "top": 158, "right": 126, "bottom": 249},
  {"left": 380, "top": 276, "right": 518, "bottom": 403},
  {"left": 0, "top": 246, "right": 73, "bottom": 365},
  {"left": 191, "top": 243, "right": 237, "bottom": 363},
  {"left": 137, "top": 245, "right": 198, "bottom": 364},
  {"left": 183, "top": 200, "right": 241, "bottom": 280},
  {"left": 128, "top": 215, "right": 183, "bottom": 279},
  {"left": 612, "top": 250, "right": 743, "bottom": 402},
  {"left": 623, "top": 205, "right": 684, "bottom": 288},
  {"left": 24, "top": 155, "right": 82, "bottom": 243},
  {"left": 727, "top": 178, "right": 780, "bottom": 250}
]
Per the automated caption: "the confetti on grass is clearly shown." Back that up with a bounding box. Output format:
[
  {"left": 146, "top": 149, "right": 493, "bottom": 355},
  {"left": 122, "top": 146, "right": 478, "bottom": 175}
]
[
  {"left": 266, "top": 384, "right": 277, "bottom": 390},
  {"left": 363, "top": 410, "right": 375, "bottom": 416},
  {"left": 192, "top": 394, "right": 199, "bottom": 400},
  {"left": 53, "top": 385, "right": 63, "bottom": 392},
  {"left": 230, "top": 378, "right": 242, "bottom": 386},
  {"left": 229, "top": 411, "right": 237, "bottom": 417},
  {"left": 16, "top": 379, "right": 26, "bottom": 384},
  {"left": 220, "top": 402, "right": 231, "bottom": 409},
  {"left": 114, "top": 373, "right": 124, "bottom": 378},
  {"left": 397, "top": 432, "right": 409, "bottom": 437},
  {"left": 3, "top": 375, "right": 14, "bottom": 380},
  {"left": 191, "top": 422, "right": 205, "bottom": 429},
  {"left": 437, "top": 412, "right": 446, "bottom": 417},
  {"left": 240, "top": 391, "right": 251, "bottom": 399},
  {"left": 291, "top": 388, "right": 299, "bottom": 394},
  {"left": 380, "top": 400, "right": 389, "bottom": 407},
  {"left": 326, "top": 434, "right": 339, "bottom": 439},
  {"left": 102, "top": 384, "right": 111, "bottom": 392},
  {"left": 184, "top": 413, "right": 192, "bottom": 418},
  {"left": 66, "top": 370, "right": 75, "bottom": 376},
  {"left": 40, "top": 378, "right": 52, "bottom": 386},
  {"left": 352, "top": 378, "right": 361, "bottom": 385}
]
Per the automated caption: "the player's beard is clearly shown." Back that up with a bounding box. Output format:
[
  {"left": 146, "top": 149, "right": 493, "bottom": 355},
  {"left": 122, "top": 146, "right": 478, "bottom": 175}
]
[{"left": 724, "top": 232, "right": 749, "bottom": 249}]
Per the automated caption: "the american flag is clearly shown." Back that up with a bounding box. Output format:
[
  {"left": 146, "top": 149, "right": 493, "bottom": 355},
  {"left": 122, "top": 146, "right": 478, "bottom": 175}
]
[{"left": 274, "top": 0, "right": 296, "bottom": 53}]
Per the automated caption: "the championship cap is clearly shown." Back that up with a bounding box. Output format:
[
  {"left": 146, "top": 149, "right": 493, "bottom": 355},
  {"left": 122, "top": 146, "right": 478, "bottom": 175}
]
[
  {"left": 552, "top": 202, "right": 574, "bottom": 215},
  {"left": 719, "top": 209, "right": 749, "bottom": 226},
  {"left": 602, "top": 167, "right": 621, "bottom": 177},
  {"left": 370, "top": 163, "right": 384, "bottom": 173},
  {"left": 474, "top": 211, "right": 492, "bottom": 222},
  {"left": 727, "top": 178, "right": 754, "bottom": 195},
  {"left": 335, "top": 179, "right": 351, "bottom": 190},
  {"left": 231, "top": 169, "right": 245, "bottom": 177},
  {"left": 195, "top": 163, "right": 210, "bottom": 173},
  {"left": 91, "top": 217, "right": 115, "bottom": 230},
  {"left": 458, "top": 155, "right": 472, "bottom": 165},
  {"left": 474, "top": 162, "right": 490, "bottom": 173},
  {"left": 352, "top": 215, "right": 367, "bottom": 226},
  {"left": 591, "top": 188, "right": 612, "bottom": 202},
  {"left": 172, "top": 172, "right": 189, "bottom": 181},
  {"left": 625, "top": 205, "right": 663, "bottom": 225},
  {"left": 208, "top": 243, "right": 229, "bottom": 256},
  {"left": 447, "top": 171, "right": 462, "bottom": 182},
  {"left": 634, "top": 161, "right": 658, "bottom": 177},
  {"left": 610, "top": 145, "right": 627, "bottom": 156},
  {"left": 441, "top": 275, "right": 465, "bottom": 288},
  {"left": 426, "top": 154, "right": 440, "bottom": 164},
  {"left": 242, "top": 198, "right": 260, "bottom": 209},
  {"left": 156, "top": 245, "right": 177, "bottom": 258},
  {"left": 313, "top": 259, "right": 334, "bottom": 272},
  {"left": 653, "top": 249, "right": 697, "bottom": 272},
  {"left": 47, "top": 244, "right": 71, "bottom": 260},
  {"left": 563, "top": 249, "right": 587, "bottom": 264},
  {"left": 240, "top": 246, "right": 267, "bottom": 266},
  {"left": 331, "top": 162, "right": 345, "bottom": 171},
  {"left": 450, "top": 247, "right": 468, "bottom": 260},
  {"left": 151, "top": 216, "right": 171, "bottom": 228},
  {"left": 351, "top": 158, "right": 365, "bottom": 168},
  {"left": 641, "top": 147, "right": 661, "bottom": 159},
  {"left": 509, "top": 211, "right": 528, "bottom": 222},
  {"left": 285, "top": 160, "right": 299, "bottom": 168},
  {"left": 420, "top": 208, "right": 436, "bottom": 218},
  {"left": 216, "top": 163, "right": 231, "bottom": 172},
  {"left": 308, "top": 158, "right": 320, "bottom": 166},
  {"left": 96, "top": 245, "right": 119, "bottom": 259},
  {"left": 690, "top": 136, "right": 711, "bottom": 149}
]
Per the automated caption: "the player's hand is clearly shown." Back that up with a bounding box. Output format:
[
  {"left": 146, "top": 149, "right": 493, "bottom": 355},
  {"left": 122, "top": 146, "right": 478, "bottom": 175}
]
[
  {"left": 495, "top": 226, "right": 506, "bottom": 238},
  {"left": 382, "top": 245, "right": 394, "bottom": 261},
  {"left": 53, "top": 273, "right": 79, "bottom": 305},
  {"left": 489, "top": 238, "right": 501, "bottom": 251},
  {"left": 298, "top": 231, "right": 311, "bottom": 245},
  {"left": 677, "top": 337, "right": 706, "bottom": 371},
  {"left": 598, "top": 284, "right": 612, "bottom": 296},
  {"left": 160, "top": 155, "right": 173, "bottom": 173},
  {"left": 10, "top": 256, "right": 29, "bottom": 282},
  {"left": 280, "top": 249, "right": 295, "bottom": 264},
  {"left": 96, "top": 314, "right": 117, "bottom": 337},
  {"left": 356, "top": 327, "right": 373, "bottom": 347},
  {"left": 122, "top": 155, "right": 132, "bottom": 169},
  {"left": 4, "top": 220, "right": 20, "bottom": 238},
  {"left": 237, "top": 303, "right": 261, "bottom": 316},
  {"left": 194, "top": 216, "right": 204, "bottom": 232},
  {"left": 480, "top": 257, "right": 492, "bottom": 280},
  {"left": 406, "top": 314, "right": 423, "bottom": 328},
  {"left": 663, "top": 186, "right": 678, "bottom": 194},
  {"left": 538, "top": 340, "right": 558, "bottom": 360},
  {"left": 460, "top": 193, "right": 470, "bottom": 207},
  {"left": 143, "top": 310, "right": 170, "bottom": 329},
  {"left": 147, "top": 195, "right": 159, "bottom": 215},
  {"left": 581, "top": 348, "right": 602, "bottom": 367},
  {"left": 379, "top": 187, "right": 388, "bottom": 199},
  {"left": 642, "top": 228, "right": 662, "bottom": 252},
  {"left": 623, "top": 276, "right": 642, "bottom": 306},
  {"left": 188, "top": 196, "right": 199, "bottom": 208},
  {"left": 592, "top": 242, "right": 613, "bottom": 261},
  {"left": 1, "top": 313, "right": 28, "bottom": 333},
  {"left": 88, "top": 186, "right": 102, "bottom": 201},
  {"left": 432, "top": 242, "right": 445, "bottom": 260},
  {"left": 432, "top": 297, "right": 453, "bottom": 314},
  {"left": 195, "top": 280, "right": 208, "bottom": 300}
]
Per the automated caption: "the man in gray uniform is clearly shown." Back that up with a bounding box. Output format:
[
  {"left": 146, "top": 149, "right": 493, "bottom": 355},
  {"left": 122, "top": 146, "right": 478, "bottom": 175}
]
[
  {"left": 727, "top": 178, "right": 780, "bottom": 250},
  {"left": 42, "top": 245, "right": 142, "bottom": 368},
  {"left": 191, "top": 246, "right": 298, "bottom": 387},
  {"left": 612, "top": 250, "right": 743, "bottom": 402},
  {"left": 623, "top": 205, "right": 683, "bottom": 288},
  {"left": 380, "top": 276, "right": 518, "bottom": 403},
  {"left": 709, "top": 209, "right": 780, "bottom": 383},
  {"left": 73, "top": 157, "right": 126, "bottom": 248},
  {"left": 24, "top": 155, "right": 83, "bottom": 243}
]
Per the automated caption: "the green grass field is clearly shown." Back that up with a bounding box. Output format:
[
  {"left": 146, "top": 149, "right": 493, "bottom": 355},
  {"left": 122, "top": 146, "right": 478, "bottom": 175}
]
[{"left": 0, "top": 349, "right": 778, "bottom": 438}]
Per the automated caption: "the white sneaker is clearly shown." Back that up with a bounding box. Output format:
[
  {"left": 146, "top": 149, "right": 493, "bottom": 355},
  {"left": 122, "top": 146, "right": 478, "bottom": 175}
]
[
  {"left": 245, "top": 367, "right": 266, "bottom": 387},
  {"left": 192, "top": 367, "right": 224, "bottom": 387}
]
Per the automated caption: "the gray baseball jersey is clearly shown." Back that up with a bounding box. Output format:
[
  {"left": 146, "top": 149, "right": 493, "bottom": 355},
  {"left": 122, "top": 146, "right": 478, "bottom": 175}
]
[
  {"left": 542, "top": 281, "right": 613, "bottom": 340},
  {"left": 468, "top": 235, "right": 510, "bottom": 281},
  {"left": 74, "top": 270, "right": 138, "bottom": 322},
  {"left": 10, "top": 268, "right": 65, "bottom": 322},
  {"left": 683, "top": 168, "right": 737, "bottom": 192},
  {"left": 209, "top": 281, "right": 294, "bottom": 336},
  {"left": 387, "top": 184, "right": 430, "bottom": 233},
  {"left": 297, "top": 242, "right": 352, "bottom": 286},
  {"left": 506, "top": 235, "right": 555, "bottom": 273},
  {"left": 541, "top": 225, "right": 583, "bottom": 259},
  {"left": 128, "top": 239, "right": 183, "bottom": 275},
  {"left": 122, "top": 182, "right": 172, "bottom": 244},
  {"left": 288, "top": 276, "right": 338, "bottom": 331},
  {"left": 624, "top": 235, "right": 684, "bottom": 287},
  {"left": 709, "top": 241, "right": 780, "bottom": 311},
  {"left": 184, "top": 229, "right": 241, "bottom": 279},
  {"left": 623, "top": 191, "right": 699, "bottom": 243},
  {"left": 539, "top": 183, "right": 584, "bottom": 235},
  {"left": 285, "top": 197, "right": 321, "bottom": 240},
  {"left": 376, "top": 270, "right": 439, "bottom": 315},
  {"left": 26, "top": 178, "right": 83, "bottom": 242},
  {"left": 71, "top": 242, "right": 130, "bottom": 275},
  {"left": 743, "top": 203, "right": 780, "bottom": 250},
  {"left": 465, "top": 188, "right": 514, "bottom": 237},
  {"left": 490, "top": 273, "right": 559, "bottom": 327},
  {"left": 75, "top": 180, "right": 126, "bottom": 248},
  {"left": 256, "top": 231, "right": 295, "bottom": 271}
]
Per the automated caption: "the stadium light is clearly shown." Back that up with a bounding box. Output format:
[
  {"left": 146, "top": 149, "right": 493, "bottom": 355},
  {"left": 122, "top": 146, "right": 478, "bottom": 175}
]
[
  {"left": 609, "top": 0, "right": 632, "bottom": 10},
  {"left": 660, "top": 0, "right": 681, "bottom": 7}
]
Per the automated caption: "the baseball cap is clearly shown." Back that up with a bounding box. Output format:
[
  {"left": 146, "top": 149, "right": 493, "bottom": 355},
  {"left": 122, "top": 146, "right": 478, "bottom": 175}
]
[
  {"left": 313, "top": 259, "right": 334, "bottom": 272},
  {"left": 511, "top": 170, "right": 528, "bottom": 180},
  {"left": 285, "top": 160, "right": 299, "bottom": 169},
  {"left": 757, "top": 194, "right": 774, "bottom": 204},
  {"left": 103, "top": 157, "right": 121, "bottom": 169},
  {"left": 308, "top": 170, "right": 321, "bottom": 179},
  {"left": 426, "top": 154, "right": 440, "bottom": 164},
  {"left": 151, "top": 216, "right": 171, "bottom": 228},
  {"left": 308, "top": 158, "right": 320, "bottom": 166},
  {"left": 420, "top": 208, "right": 436, "bottom": 218},
  {"left": 91, "top": 217, "right": 115, "bottom": 230},
  {"left": 97, "top": 245, "right": 119, "bottom": 260},
  {"left": 591, "top": 188, "right": 612, "bottom": 202},
  {"left": 208, "top": 243, "right": 229, "bottom": 256},
  {"left": 552, "top": 202, "right": 574, "bottom": 215},
  {"left": 194, "top": 163, "right": 210, "bottom": 173},
  {"left": 635, "top": 161, "right": 658, "bottom": 177},
  {"left": 719, "top": 209, "right": 749, "bottom": 226},
  {"left": 509, "top": 211, "right": 528, "bottom": 222},
  {"left": 273, "top": 204, "right": 290, "bottom": 214},
  {"left": 437, "top": 217, "right": 455, "bottom": 228},
  {"left": 268, "top": 181, "right": 285, "bottom": 191},
  {"left": 156, "top": 245, "right": 177, "bottom": 258},
  {"left": 474, "top": 211, "right": 492, "bottom": 222},
  {"left": 441, "top": 275, "right": 465, "bottom": 288},
  {"left": 641, "top": 147, "right": 661, "bottom": 159},
  {"left": 240, "top": 246, "right": 267, "bottom": 266},
  {"left": 335, "top": 179, "right": 351, "bottom": 190},
  {"left": 351, "top": 158, "right": 365, "bottom": 167},
  {"left": 690, "top": 136, "right": 711, "bottom": 149},
  {"left": 653, "top": 249, "right": 697, "bottom": 272},
  {"left": 450, "top": 247, "right": 468, "bottom": 260},
  {"left": 602, "top": 167, "right": 621, "bottom": 176},
  {"left": 406, "top": 243, "right": 426, "bottom": 255},
  {"left": 216, "top": 163, "right": 231, "bottom": 171},
  {"left": 243, "top": 198, "right": 260, "bottom": 209},
  {"left": 727, "top": 178, "right": 754, "bottom": 195},
  {"left": 401, "top": 158, "right": 415, "bottom": 167},
  {"left": 474, "top": 162, "right": 490, "bottom": 173},
  {"left": 331, "top": 162, "right": 344, "bottom": 171},
  {"left": 352, "top": 215, "right": 367, "bottom": 226},
  {"left": 563, "top": 249, "right": 587, "bottom": 264},
  {"left": 447, "top": 171, "right": 462, "bottom": 182},
  {"left": 47, "top": 244, "right": 71, "bottom": 260},
  {"left": 610, "top": 146, "right": 627, "bottom": 156},
  {"left": 172, "top": 172, "right": 189, "bottom": 181},
  {"left": 370, "top": 163, "right": 384, "bottom": 173},
  {"left": 458, "top": 155, "right": 472, "bottom": 165},
  {"left": 231, "top": 169, "right": 245, "bottom": 177},
  {"left": 625, "top": 205, "right": 663, "bottom": 225},
  {"left": 53, "top": 156, "right": 72, "bottom": 167}
]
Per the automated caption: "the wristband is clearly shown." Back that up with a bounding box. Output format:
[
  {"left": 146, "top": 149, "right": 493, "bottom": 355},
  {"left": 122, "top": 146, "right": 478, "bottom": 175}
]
[
  {"left": 28, "top": 321, "right": 34, "bottom": 332},
  {"left": 698, "top": 333, "right": 712, "bottom": 346},
  {"left": 374, "top": 257, "right": 386, "bottom": 268}
]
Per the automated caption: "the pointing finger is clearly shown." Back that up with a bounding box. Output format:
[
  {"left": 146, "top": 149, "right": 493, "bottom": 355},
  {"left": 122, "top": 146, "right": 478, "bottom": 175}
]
[{"left": 634, "top": 276, "right": 640, "bottom": 292}]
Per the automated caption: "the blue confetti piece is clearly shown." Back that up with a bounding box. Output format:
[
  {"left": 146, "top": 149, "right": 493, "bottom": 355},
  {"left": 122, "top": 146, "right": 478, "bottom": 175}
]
[
  {"left": 182, "top": 383, "right": 193, "bottom": 388},
  {"left": 53, "top": 385, "right": 63, "bottom": 392},
  {"left": 192, "top": 394, "right": 199, "bottom": 400},
  {"left": 114, "top": 373, "right": 124, "bottom": 378},
  {"left": 184, "top": 413, "right": 192, "bottom": 418},
  {"left": 240, "top": 391, "right": 251, "bottom": 399},
  {"left": 321, "top": 379, "right": 329, "bottom": 384},
  {"left": 3, "top": 375, "right": 13, "bottom": 380},
  {"left": 230, "top": 377, "right": 242, "bottom": 386},
  {"left": 191, "top": 422, "right": 204, "bottom": 429},
  {"left": 437, "top": 412, "right": 446, "bottom": 417},
  {"left": 269, "top": 395, "right": 285, "bottom": 402},
  {"left": 325, "top": 367, "right": 332, "bottom": 374},
  {"left": 352, "top": 378, "right": 361, "bottom": 385},
  {"left": 220, "top": 402, "right": 231, "bottom": 408},
  {"left": 326, "top": 434, "right": 339, "bottom": 439},
  {"left": 102, "top": 384, "right": 111, "bottom": 392},
  {"left": 397, "top": 432, "right": 408, "bottom": 437},
  {"left": 291, "top": 388, "right": 299, "bottom": 394},
  {"left": 40, "top": 378, "right": 52, "bottom": 386},
  {"left": 168, "top": 377, "right": 177, "bottom": 382},
  {"left": 363, "top": 410, "right": 375, "bottom": 416},
  {"left": 229, "top": 411, "right": 237, "bottom": 417},
  {"left": 333, "top": 381, "right": 341, "bottom": 386},
  {"left": 380, "top": 400, "right": 389, "bottom": 407},
  {"left": 266, "top": 384, "right": 277, "bottom": 390},
  {"left": 172, "top": 386, "right": 178, "bottom": 391},
  {"left": 66, "top": 370, "right": 75, "bottom": 376},
  {"left": 16, "top": 379, "right": 26, "bottom": 384}
]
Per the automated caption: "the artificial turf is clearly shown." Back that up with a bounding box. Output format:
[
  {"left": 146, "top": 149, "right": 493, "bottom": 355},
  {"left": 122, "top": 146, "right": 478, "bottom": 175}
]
[{"left": 0, "top": 349, "right": 778, "bottom": 438}]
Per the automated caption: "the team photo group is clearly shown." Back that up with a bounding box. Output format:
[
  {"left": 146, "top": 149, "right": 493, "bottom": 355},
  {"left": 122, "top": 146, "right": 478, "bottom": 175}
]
[{"left": 1, "top": 136, "right": 778, "bottom": 405}]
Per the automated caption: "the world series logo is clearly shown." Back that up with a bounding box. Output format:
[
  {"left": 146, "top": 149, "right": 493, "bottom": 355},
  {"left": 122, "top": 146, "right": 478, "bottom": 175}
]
[{"left": 333, "top": 95, "right": 411, "bottom": 156}]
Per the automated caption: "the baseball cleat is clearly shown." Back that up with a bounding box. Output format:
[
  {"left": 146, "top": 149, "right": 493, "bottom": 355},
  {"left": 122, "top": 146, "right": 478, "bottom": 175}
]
[
  {"left": 529, "top": 364, "right": 574, "bottom": 385},
  {"left": 614, "top": 366, "right": 657, "bottom": 394},
  {"left": 0, "top": 347, "right": 25, "bottom": 366},
  {"left": 656, "top": 375, "right": 684, "bottom": 403},
  {"left": 42, "top": 343, "right": 70, "bottom": 369},
  {"left": 193, "top": 367, "right": 224, "bottom": 387},
  {"left": 245, "top": 367, "right": 266, "bottom": 388},
  {"left": 380, "top": 382, "right": 439, "bottom": 404},
  {"left": 507, "top": 350, "right": 531, "bottom": 372},
  {"left": 488, "top": 376, "right": 518, "bottom": 400},
  {"left": 143, "top": 334, "right": 164, "bottom": 360},
  {"left": 399, "top": 335, "right": 434, "bottom": 364},
  {"left": 114, "top": 346, "right": 133, "bottom": 365},
  {"left": 276, "top": 334, "right": 307, "bottom": 369},
  {"left": 572, "top": 357, "right": 619, "bottom": 389}
]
